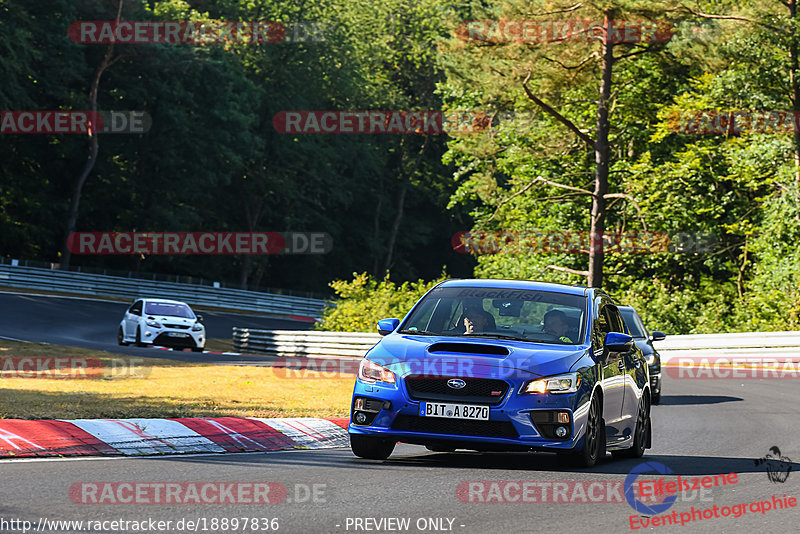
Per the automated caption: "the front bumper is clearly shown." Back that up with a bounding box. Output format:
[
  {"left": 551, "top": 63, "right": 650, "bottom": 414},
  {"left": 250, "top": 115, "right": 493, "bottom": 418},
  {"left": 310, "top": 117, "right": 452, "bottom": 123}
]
[
  {"left": 648, "top": 364, "right": 661, "bottom": 394},
  {"left": 143, "top": 328, "right": 204, "bottom": 349},
  {"left": 349, "top": 377, "right": 591, "bottom": 452}
]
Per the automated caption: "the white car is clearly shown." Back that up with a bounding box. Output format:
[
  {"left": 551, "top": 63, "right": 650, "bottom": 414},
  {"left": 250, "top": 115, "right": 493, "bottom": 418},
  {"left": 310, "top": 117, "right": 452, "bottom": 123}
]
[{"left": 118, "top": 298, "right": 205, "bottom": 351}]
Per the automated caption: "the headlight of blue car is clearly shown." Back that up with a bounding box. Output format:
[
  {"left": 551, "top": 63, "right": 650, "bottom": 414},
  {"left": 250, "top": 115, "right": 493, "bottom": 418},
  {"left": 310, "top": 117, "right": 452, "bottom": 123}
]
[
  {"left": 358, "top": 359, "right": 396, "bottom": 384},
  {"left": 519, "top": 372, "right": 581, "bottom": 395}
]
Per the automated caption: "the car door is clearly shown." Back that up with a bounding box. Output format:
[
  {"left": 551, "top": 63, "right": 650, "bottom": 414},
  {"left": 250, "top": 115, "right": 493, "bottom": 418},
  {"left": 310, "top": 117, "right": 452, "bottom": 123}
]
[
  {"left": 593, "top": 297, "right": 627, "bottom": 443},
  {"left": 605, "top": 304, "right": 642, "bottom": 437},
  {"left": 125, "top": 300, "right": 142, "bottom": 336}
]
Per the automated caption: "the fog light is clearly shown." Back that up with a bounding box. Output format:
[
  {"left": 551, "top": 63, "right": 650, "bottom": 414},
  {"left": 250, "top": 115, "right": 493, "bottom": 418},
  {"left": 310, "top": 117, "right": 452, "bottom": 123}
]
[
  {"left": 557, "top": 412, "right": 570, "bottom": 424},
  {"left": 555, "top": 426, "right": 568, "bottom": 438},
  {"left": 354, "top": 412, "right": 368, "bottom": 424}
]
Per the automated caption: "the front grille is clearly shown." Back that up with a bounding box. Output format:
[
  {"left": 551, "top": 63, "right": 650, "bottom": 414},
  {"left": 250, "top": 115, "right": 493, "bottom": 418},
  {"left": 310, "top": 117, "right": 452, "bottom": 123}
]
[
  {"left": 165, "top": 324, "right": 191, "bottom": 329},
  {"left": 154, "top": 333, "right": 195, "bottom": 347},
  {"left": 404, "top": 375, "right": 509, "bottom": 405},
  {"left": 391, "top": 415, "right": 518, "bottom": 438}
]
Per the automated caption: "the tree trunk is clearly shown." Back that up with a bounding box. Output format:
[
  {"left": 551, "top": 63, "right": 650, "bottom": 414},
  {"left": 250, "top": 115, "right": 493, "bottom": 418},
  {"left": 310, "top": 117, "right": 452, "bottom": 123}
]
[
  {"left": 382, "top": 137, "right": 429, "bottom": 274},
  {"left": 60, "top": 0, "right": 123, "bottom": 269},
  {"left": 789, "top": 0, "right": 800, "bottom": 186},
  {"left": 382, "top": 178, "right": 408, "bottom": 274},
  {"left": 588, "top": 11, "right": 615, "bottom": 288}
]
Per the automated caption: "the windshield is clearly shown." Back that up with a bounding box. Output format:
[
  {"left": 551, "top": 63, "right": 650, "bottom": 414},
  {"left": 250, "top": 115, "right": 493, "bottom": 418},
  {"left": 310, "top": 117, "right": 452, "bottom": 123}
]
[
  {"left": 144, "top": 302, "right": 195, "bottom": 319},
  {"left": 619, "top": 308, "right": 647, "bottom": 338},
  {"left": 399, "top": 286, "right": 586, "bottom": 344}
]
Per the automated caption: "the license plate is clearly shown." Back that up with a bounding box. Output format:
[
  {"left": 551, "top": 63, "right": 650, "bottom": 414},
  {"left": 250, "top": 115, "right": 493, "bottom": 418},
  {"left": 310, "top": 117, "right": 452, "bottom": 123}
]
[
  {"left": 419, "top": 402, "right": 489, "bottom": 420},
  {"left": 167, "top": 332, "right": 190, "bottom": 338}
]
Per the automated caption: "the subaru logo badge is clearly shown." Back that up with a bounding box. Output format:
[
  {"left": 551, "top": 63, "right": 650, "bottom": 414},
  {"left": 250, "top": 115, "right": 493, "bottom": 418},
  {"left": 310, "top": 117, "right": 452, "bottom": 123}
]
[{"left": 447, "top": 379, "right": 466, "bottom": 389}]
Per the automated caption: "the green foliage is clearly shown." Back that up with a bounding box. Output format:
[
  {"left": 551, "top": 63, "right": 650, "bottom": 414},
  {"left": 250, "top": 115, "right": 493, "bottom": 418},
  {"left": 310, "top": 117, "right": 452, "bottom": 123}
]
[{"left": 315, "top": 272, "right": 448, "bottom": 332}]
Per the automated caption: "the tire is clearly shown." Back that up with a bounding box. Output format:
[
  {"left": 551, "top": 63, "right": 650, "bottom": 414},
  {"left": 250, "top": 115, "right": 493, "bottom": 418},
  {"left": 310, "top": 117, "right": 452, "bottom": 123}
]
[
  {"left": 191, "top": 346, "right": 204, "bottom": 352},
  {"left": 117, "top": 327, "right": 130, "bottom": 346},
  {"left": 560, "top": 394, "right": 604, "bottom": 468},
  {"left": 350, "top": 434, "right": 395, "bottom": 460},
  {"left": 651, "top": 391, "right": 661, "bottom": 405},
  {"left": 134, "top": 327, "right": 146, "bottom": 347},
  {"left": 612, "top": 395, "right": 650, "bottom": 459}
]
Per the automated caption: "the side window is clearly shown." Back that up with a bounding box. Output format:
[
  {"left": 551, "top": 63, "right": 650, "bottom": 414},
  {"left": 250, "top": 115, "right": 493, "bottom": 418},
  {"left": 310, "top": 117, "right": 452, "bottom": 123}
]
[
  {"left": 605, "top": 305, "right": 625, "bottom": 333},
  {"left": 592, "top": 300, "right": 610, "bottom": 347},
  {"left": 129, "top": 301, "right": 142, "bottom": 316}
]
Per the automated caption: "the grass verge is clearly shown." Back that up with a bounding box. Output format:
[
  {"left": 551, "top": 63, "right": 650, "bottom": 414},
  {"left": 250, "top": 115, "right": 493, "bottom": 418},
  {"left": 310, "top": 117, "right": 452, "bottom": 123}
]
[{"left": 0, "top": 340, "right": 352, "bottom": 420}]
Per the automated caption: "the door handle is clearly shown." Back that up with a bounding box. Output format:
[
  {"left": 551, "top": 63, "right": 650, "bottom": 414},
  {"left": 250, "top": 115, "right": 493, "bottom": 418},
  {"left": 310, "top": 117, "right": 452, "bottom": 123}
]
[{"left": 618, "top": 360, "right": 625, "bottom": 372}]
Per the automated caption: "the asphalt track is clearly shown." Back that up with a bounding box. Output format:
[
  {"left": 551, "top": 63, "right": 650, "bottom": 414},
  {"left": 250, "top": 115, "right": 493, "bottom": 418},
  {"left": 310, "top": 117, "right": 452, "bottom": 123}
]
[
  {"left": 1, "top": 291, "right": 799, "bottom": 533},
  {"left": 0, "top": 291, "right": 310, "bottom": 365},
  {"left": 2, "top": 376, "right": 799, "bottom": 532}
]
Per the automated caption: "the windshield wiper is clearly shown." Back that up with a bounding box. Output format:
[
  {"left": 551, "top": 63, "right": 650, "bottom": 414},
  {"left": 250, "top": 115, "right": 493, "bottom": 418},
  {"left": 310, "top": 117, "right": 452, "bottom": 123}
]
[{"left": 397, "top": 329, "right": 439, "bottom": 335}]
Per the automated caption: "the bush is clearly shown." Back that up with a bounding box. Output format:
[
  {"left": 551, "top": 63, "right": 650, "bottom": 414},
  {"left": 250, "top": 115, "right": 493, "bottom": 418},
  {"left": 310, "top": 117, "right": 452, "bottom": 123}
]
[{"left": 315, "top": 272, "right": 448, "bottom": 332}]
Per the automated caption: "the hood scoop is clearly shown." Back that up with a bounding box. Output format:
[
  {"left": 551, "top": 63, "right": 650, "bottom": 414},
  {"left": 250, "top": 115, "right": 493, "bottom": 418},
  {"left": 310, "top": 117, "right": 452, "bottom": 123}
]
[{"left": 427, "top": 342, "right": 510, "bottom": 356}]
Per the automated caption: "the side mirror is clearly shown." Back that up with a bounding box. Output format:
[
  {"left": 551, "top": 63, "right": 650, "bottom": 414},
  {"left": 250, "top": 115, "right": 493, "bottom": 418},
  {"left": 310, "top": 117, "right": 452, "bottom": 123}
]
[
  {"left": 604, "top": 332, "right": 634, "bottom": 352},
  {"left": 377, "top": 318, "right": 400, "bottom": 336},
  {"left": 650, "top": 331, "right": 666, "bottom": 342},
  {"left": 196, "top": 315, "right": 204, "bottom": 323}
]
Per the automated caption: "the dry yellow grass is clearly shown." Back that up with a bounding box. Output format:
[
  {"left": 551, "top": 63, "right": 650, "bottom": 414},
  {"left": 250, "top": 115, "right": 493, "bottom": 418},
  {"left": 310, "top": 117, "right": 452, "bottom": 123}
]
[{"left": 0, "top": 341, "right": 353, "bottom": 420}]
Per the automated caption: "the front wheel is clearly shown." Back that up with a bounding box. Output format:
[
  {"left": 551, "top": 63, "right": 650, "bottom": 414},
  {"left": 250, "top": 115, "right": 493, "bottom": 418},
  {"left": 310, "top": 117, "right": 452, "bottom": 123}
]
[
  {"left": 134, "top": 327, "right": 146, "bottom": 347},
  {"left": 560, "top": 394, "right": 604, "bottom": 468},
  {"left": 350, "top": 434, "right": 395, "bottom": 460},
  {"left": 191, "top": 346, "right": 204, "bottom": 352}
]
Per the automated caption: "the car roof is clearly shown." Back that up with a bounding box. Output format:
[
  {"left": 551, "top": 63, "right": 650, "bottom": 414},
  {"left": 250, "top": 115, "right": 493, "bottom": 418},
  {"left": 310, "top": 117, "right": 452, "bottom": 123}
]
[{"left": 438, "top": 278, "right": 590, "bottom": 297}]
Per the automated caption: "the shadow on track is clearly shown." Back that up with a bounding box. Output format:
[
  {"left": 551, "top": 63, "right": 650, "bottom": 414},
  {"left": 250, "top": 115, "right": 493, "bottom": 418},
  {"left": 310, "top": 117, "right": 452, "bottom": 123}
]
[
  {"left": 161, "top": 447, "right": 800, "bottom": 478},
  {"left": 656, "top": 395, "right": 743, "bottom": 406}
]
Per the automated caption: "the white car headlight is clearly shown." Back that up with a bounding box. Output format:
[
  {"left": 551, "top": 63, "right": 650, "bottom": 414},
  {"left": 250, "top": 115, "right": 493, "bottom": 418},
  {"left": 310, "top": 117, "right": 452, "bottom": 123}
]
[
  {"left": 145, "top": 319, "right": 161, "bottom": 328},
  {"left": 191, "top": 324, "right": 203, "bottom": 332},
  {"left": 358, "top": 359, "right": 396, "bottom": 384},
  {"left": 520, "top": 372, "right": 581, "bottom": 395}
]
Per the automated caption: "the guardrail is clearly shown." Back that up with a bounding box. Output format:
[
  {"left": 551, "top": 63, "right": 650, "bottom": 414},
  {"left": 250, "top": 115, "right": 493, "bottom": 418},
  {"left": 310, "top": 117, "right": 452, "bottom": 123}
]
[
  {"left": 233, "top": 329, "right": 381, "bottom": 357},
  {"left": 657, "top": 331, "right": 800, "bottom": 360},
  {"left": 232, "top": 329, "right": 800, "bottom": 359},
  {"left": 0, "top": 264, "right": 329, "bottom": 319}
]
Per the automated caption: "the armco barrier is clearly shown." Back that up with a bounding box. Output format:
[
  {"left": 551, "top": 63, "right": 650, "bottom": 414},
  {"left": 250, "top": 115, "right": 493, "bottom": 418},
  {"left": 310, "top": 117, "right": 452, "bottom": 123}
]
[
  {"left": 0, "top": 264, "right": 328, "bottom": 318},
  {"left": 657, "top": 331, "right": 800, "bottom": 361},
  {"left": 233, "top": 329, "right": 381, "bottom": 358},
  {"left": 232, "top": 329, "right": 800, "bottom": 360}
]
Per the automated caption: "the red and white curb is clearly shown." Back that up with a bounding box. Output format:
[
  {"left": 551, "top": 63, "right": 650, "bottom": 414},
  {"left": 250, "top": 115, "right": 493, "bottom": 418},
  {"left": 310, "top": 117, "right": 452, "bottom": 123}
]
[{"left": 0, "top": 417, "right": 349, "bottom": 458}]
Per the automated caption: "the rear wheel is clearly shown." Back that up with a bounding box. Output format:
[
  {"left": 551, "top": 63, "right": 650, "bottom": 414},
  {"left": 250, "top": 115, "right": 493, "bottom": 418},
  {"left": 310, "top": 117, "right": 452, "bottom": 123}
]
[
  {"left": 191, "top": 345, "right": 204, "bottom": 352},
  {"left": 350, "top": 434, "right": 395, "bottom": 460},
  {"left": 117, "top": 327, "right": 130, "bottom": 346},
  {"left": 612, "top": 395, "right": 650, "bottom": 459}
]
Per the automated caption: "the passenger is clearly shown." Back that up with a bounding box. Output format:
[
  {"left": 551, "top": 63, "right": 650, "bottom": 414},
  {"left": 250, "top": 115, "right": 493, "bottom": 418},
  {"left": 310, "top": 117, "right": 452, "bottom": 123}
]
[{"left": 543, "top": 309, "right": 573, "bottom": 343}]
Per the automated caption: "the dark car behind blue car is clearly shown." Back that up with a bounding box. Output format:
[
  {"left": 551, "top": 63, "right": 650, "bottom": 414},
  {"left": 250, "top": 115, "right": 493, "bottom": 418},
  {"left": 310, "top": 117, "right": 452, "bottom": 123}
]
[
  {"left": 618, "top": 305, "right": 666, "bottom": 404},
  {"left": 349, "top": 279, "right": 653, "bottom": 467}
]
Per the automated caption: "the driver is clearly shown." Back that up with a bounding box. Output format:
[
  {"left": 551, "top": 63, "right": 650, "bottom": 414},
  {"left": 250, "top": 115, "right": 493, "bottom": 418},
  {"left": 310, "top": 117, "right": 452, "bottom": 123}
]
[
  {"left": 543, "top": 309, "right": 573, "bottom": 343},
  {"left": 463, "top": 308, "right": 493, "bottom": 334}
]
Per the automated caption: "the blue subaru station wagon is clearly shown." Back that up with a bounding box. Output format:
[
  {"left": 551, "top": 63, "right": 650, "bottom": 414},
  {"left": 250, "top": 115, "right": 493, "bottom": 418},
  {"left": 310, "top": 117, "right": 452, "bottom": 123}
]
[{"left": 349, "top": 279, "right": 652, "bottom": 467}]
